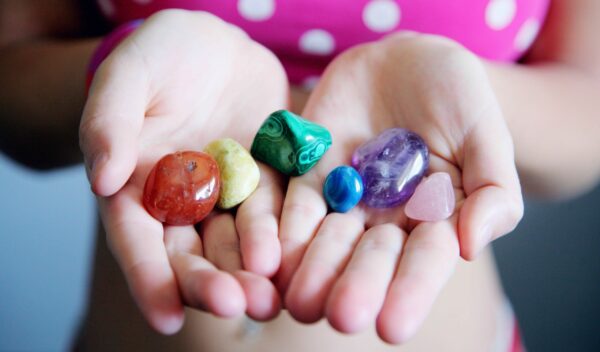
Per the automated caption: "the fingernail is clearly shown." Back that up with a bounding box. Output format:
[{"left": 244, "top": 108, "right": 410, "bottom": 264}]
[
  {"left": 86, "top": 154, "right": 108, "bottom": 195},
  {"left": 86, "top": 153, "right": 107, "bottom": 182},
  {"left": 474, "top": 224, "right": 493, "bottom": 256},
  {"left": 90, "top": 153, "right": 107, "bottom": 173},
  {"left": 157, "top": 314, "right": 184, "bottom": 335}
]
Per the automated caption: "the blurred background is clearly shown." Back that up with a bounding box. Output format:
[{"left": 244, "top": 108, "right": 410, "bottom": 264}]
[
  {"left": 0, "top": 152, "right": 599, "bottom": 351},
  {"left": 0, "top": 154, "right": 95, "bottom": 351}
]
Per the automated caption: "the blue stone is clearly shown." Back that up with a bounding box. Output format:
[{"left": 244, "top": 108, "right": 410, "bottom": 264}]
[{"left": 323, "top": 166, "right": 364, "bottom": 213}]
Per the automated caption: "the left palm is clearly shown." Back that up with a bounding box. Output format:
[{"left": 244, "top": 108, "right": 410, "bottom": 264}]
[
  {"left": 80, "top": 12, "right": 289, "bottom": 333},
  {"left": 276, "top": 34, "right": 523, "bottom": 343}
]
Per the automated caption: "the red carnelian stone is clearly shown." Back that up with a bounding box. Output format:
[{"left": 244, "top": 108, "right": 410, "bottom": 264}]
[{"left": 143, "top": 151, "right": 220, "bottom": 225}]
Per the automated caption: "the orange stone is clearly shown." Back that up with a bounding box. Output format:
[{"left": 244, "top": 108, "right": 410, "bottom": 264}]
[{"left": 143, "top": 151, "right": 220, "bottom": 225}]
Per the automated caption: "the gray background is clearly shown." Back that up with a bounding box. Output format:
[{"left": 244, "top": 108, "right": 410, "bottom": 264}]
[
  {"left": 0, "top": 152, "right": 599, "bottom": 351},
  {"left": 0, "top": 154, "right": 95, "bottom": 351},
  {"left": 494, "top": 185, "right": 600, "bottom": 351}
]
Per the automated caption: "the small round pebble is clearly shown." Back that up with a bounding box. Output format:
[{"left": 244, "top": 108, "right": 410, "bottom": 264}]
[
  {"left": 204, "top": 138, "right": 260, "bottom": 209},
  {"left": 323, "top": 166, "right": 364, "bottom": 213},
  {"left": 143, "top": 151, "right": 220, "bottom": 225}
]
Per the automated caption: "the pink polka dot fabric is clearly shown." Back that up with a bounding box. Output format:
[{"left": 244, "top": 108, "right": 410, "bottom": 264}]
[{"left": 95, "top": 0, "right": 549, "bottom": 85}]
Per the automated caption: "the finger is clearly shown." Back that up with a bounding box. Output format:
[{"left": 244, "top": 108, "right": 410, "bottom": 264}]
[
  {"left": 326, "top": 224, "right": 406, "bottom": 334},
  {"left": 80, "top": 53, "right": 147, "bottom": 197},
  {"left": 460, "top": 115, "right": 524, "bottom": 260},
  {"left": 236, "top": 164, "right": 283, "bottom": 277},
  {"left": 99, "top": 184, "right": 184, "bottom": 335},
  {"left": 459, "top": 185, "right": 523, "bottom": 260},
  {"left": 202, "top": 212, "right": 242, "bottom": 272},
  {"left": 165, "top": 225, "right": 246, "bottom": 317},
  {"left": 233, "top": 271, "right": 282, "bottom": 321},
  {"left": 285, "top": 213, "right": 364, "bottom": 323},
  {"left": 376, "top": 218, "right": 459, "bottom": 344},
  {"left": 277, "top": 172, "right": 328, "bottom": 294},
  {"left": 166, "top": 223, "right": 281, "bottom": 320}
]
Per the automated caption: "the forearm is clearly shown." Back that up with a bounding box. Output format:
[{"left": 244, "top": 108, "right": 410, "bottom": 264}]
[
  {"left": 0, "top": 38, "right": 99, "bottom": 169},
  {"left": 486, "top": 61, "right": 600, "bottom": 199}
]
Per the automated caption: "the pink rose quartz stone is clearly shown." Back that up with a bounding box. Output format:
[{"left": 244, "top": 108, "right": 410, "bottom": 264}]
[{"left": 404, "top": 172, "right": 455, "bottom": 222}]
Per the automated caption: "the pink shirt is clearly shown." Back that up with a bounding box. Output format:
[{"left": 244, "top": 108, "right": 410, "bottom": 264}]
[{"left": 95, "top": 0, "right": 550, "bottom": 85}]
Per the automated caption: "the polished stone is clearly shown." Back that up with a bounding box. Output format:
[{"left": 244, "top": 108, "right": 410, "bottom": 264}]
[
  {"left": 143, "top": 151, "right": 220, "bottom": 225},
  {"left": 323, "top": 166, "right": 364, "bottom": 213},
  {"left": 251, "top": 110, "right": 332, "bottom": 176},
  {"left": 204, "top": 138, "right": 260, "bottom": 209},
  {"left": 352, "top": 128, "right": 429, "bottom": 208},
  {"left": 405, "top": 172, "right": 455, "bottom": 221}
]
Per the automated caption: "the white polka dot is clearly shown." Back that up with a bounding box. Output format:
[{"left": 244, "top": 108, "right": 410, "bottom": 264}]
[
  {"left": 97, "top": 0, "right": 115, "bottom": 17},
  {"left": 485, "top": 0, "right": 517, "bottom": 30},
  {"left": 299, "top": 29, "right": 335, "bottom": 56},
  {"left": 514, "top": 19, "right": 540, "bottom": 52},
  {"left": 363, "top": 0, "right": 401, "bottom": 33},
  {"left": 238, "top": 0, "right": 276, "bottom": 22},
  {"left": 302, "top": 76, "right": 320, "bottom": 90}
]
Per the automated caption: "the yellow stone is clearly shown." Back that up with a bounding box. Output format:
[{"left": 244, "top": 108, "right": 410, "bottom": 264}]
[{"left": 204, "top": 138, "right": 260, "bottom": 209}]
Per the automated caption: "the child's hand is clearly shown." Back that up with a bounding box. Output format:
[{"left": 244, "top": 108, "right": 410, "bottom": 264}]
[
  {"left": 79, "top": 10, "right": 288, "bottom": 334},
  {"left": 277, "top": 33, "right": 523, "bottom": 343}
]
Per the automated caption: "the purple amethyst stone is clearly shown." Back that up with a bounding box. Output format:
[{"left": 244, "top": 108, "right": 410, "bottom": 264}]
[{"left": 352, "top": 128, "right": 429, "bottom": 208}]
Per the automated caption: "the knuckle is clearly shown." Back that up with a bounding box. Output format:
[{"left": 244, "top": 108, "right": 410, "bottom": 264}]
[
  {"left": 407, "top": 236, "right": 459, "bottom": 262},
  {"left": 317, "top": 222, "right": 361, "bottom": 245},
  {"left": 329, "top": 43, "right": 374, "bottom": 74},
  {"left": 360, "top": 227, "right": 403, "bottom": 254},
  {"left": 240, "top": 223, "right": 276, "bottom": 242},
  {"left": 397, "top": 274, "right": 437, "bottom": 299},
  {"left": 282, "top": 201, "right": 326, "bottom": 221},
  {"left": 217, "top": 236, "right": 242, "bottom": 254},
  {"left": 279, "top": 236, "right": 306, "bottom": 254},
  {"left": 315, "top": 231, "right": 355, "bottom": 250}
]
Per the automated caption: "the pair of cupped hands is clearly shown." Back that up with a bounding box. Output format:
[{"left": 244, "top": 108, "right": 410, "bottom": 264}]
[{"left": 80, "top": 10, "right": 523, "bottom": 344}]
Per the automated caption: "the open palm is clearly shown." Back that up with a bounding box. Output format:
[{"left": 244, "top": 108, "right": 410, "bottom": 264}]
[
  {"left": 277, "top": 34, "right": 523, "bottom": 343},
  {"left": 80, "top": 10, "right": 288, "bottom": 334}
]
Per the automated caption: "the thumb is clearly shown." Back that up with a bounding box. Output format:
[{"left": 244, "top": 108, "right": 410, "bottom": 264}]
[
  {"left": 458, "top": 106, "right": 524, "bottom": 260},
  {"left": 79, "top": 55, "right": 147, "bottom": 197}
]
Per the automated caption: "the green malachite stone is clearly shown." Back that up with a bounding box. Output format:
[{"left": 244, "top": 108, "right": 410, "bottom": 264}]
[{"left": 251, "top": 110, "right": 332, "bottom": 176}]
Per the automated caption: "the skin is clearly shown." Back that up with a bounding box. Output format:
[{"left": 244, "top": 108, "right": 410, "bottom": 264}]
[
  {"left": 81, "top": 10, "right": 290, "bottom": 333},
  {"left": 278, "top": 35, "right": 523, "bottom": 343},
  {"left": 1, "top": 0, "right": 600, "bottom": 345}
]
